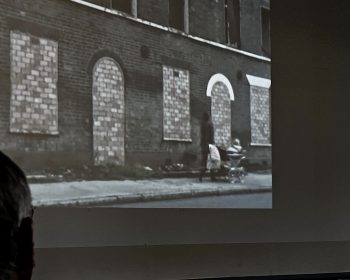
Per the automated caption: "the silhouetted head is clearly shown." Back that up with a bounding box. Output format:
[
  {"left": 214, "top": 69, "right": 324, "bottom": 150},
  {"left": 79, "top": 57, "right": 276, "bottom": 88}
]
[{"left": 0, "top": 152, "right": 32, "bottom": 226}]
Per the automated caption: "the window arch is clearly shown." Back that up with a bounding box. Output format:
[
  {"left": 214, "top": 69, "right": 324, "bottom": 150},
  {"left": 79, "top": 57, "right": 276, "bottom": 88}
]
[{"left": 206, "top": 73, "right": 234, "bottom": 101}]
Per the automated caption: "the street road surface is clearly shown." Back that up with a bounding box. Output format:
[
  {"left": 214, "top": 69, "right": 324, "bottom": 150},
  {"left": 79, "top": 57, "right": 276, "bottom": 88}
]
[
  {"left": 31, "top": 173, "right": 272, "bottom": 207},
  {"left": 110, "top": 192, "right": 272, "bottom": 208}
]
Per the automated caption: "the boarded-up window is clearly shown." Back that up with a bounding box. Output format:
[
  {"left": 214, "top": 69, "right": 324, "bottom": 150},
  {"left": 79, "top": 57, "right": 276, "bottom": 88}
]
[
  {"left": 84, "top": 0, "right": 110, "bottom": 7},
  {"left": 112, "top": 0, "right": 131, "bottom": 14},
  {"left": 10, "top": 31, "right": 58, "bottom": 135},
  {"left": 163, "top": 65, "right": 191, "bottom": 141},
  {"left": 225, "top": 0, "right": 241, "bottom": 47},
  {"left": 261, "top": 7, "right": 271, "bottom": 56},
  {"left": 169, "top": 0, "right": 184, "bottom": 31}
]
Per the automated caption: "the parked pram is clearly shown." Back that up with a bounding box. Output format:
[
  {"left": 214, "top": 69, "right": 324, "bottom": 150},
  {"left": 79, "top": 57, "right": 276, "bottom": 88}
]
[{"left": 208, "top": 139, "right": 247, "bottom": 183}]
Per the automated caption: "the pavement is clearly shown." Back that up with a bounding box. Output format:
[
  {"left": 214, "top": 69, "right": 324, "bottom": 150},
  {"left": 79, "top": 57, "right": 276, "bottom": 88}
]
[{"left": 30, "top": 172, "right": 272, "bottom": 207}]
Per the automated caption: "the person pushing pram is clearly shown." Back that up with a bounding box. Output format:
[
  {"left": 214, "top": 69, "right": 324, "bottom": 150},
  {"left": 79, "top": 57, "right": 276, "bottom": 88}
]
[
  {"left": 206, "top": 137, "right": 247, "bottom": 183},
  {"left": 198, "top": 111, "right": 246, "bottom": 183}
]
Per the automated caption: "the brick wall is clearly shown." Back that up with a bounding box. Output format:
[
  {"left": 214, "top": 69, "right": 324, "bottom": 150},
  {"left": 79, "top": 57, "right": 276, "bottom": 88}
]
[
  {"left": 162, "top": 65, "right": 191, "bottom": 141},
  {"left": 84, "top": 0, "right": 270, "bottom": 57},
  {"left": 93, "top": 57, "right": 125, "bottom": 166},
  {"left": 211, "top": 82, "right": 231, "bottom": 148},
  {"left": 0, "top": 0, "right": 270, "bottom": 169},
  {"left": 85, "top": 0, "right": 229, "bottom": 45},
  {"left": 10, "top": 30, "right": 58, "bottom": 135},
  {"left": 250, "top": 86, "right": 271, "bottom": 145}
]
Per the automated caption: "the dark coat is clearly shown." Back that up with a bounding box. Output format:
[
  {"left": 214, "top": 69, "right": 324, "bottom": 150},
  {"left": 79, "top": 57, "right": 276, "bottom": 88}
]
[
  {"left": 200, "top": 120, "right": 214, "bottom": 151},
  {"left": 0, "top": 152, "right": 34, "bottom": 280}
]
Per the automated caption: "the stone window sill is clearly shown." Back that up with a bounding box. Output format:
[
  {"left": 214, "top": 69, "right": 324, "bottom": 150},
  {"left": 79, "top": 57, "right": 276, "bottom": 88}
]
[
  {"left": 164, "top": 137, "right": 192, "bottom": 142},
  {"left": 9, "top": 129, "right": 59, "bottom": 136},
  {"left": 250, "top": 143, "right": 272, "bottom": 147}
]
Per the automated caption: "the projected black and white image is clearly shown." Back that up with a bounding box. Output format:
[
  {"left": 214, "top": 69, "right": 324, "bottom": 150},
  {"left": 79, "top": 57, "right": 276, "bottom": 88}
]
[{"left": 1, "top": 0, "right": 271, "bottom": 208}]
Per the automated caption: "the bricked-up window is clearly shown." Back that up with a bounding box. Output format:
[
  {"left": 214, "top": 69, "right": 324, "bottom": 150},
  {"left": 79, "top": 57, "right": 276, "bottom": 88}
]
[
  {"left": 211, "top": 82, "right": 232, "bottom": 148},
  {"left": 225, "top": 0, "right": 241, "bottom": 48},
  {"left": 93, "top": 57, "right": 125, "bottom": 166},
  {"left": 207, "top": 74, "right": 234, "bottom": 148},
  {"left": 261, "top": 7, "right": 271, "bottom": 56},
  {"left": 246, "top": 75, "right": 271, "bottom": 145},
  {"left": 163, "top": 66, "right": 191, "bottom": 141},
  {"left": 10, "top": 31, "right": 58, "bottom": 135},
  {"left": 169, "top": 0, "right": 185, "bottom": 31},
  {"left": 111, "top": 0, "right": 131, "bottom": 14}
]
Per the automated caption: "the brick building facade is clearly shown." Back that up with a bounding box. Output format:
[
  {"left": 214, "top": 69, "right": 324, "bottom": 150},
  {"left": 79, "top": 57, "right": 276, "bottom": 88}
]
[{"left": 0, "top": 0, "right": 271, "bottom": 170}]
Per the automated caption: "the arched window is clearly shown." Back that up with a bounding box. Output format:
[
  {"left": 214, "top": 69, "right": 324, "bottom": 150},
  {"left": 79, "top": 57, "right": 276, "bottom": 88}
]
[
  {"left": 92, "top": 57, "right": 125, "bottom": 165},
  {"left": 206, "top": 74, "right": 234, "bottom": 148}
]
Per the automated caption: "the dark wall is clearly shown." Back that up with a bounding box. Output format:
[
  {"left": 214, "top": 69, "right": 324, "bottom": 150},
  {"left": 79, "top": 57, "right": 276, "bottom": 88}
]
[
  {"left": 32, "top": 243, "right": 350, "bottom": 279},
  {"left": 0, "top": 0, "right": 270, "bottom": 169},
  {"left": 240, "top": 0, "right": 270, "bottom": 56},
  {"left": 189, "top": 0, "right": 226, "bottom": 43}
]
